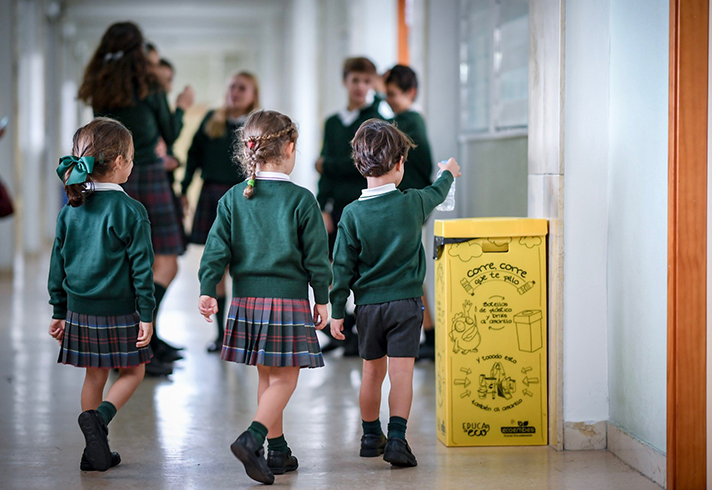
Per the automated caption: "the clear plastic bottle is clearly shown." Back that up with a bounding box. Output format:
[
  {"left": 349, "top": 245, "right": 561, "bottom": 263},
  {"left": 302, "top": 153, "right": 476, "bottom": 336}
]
[{"left": 436, "top": 164, "right": 456, "bottom": 212}]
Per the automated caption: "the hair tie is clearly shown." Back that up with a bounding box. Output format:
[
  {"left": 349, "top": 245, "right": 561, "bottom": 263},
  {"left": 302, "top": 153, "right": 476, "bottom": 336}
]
[
  {"left": 247, "top": 179, "right": 255, "bottom": 187},
  {"left": 103, "top": 51, "right": 124, "bottom": 63},
  {"left": 57, "top": 156, "right": 95, "bottom": 185}
]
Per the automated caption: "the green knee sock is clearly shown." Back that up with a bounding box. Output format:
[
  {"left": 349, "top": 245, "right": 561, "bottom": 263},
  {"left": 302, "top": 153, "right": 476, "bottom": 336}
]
[
  {"left": 96, "top": 401, "right": 117, "bottom": 426},
  {"left": 247, "top": 421, "right": 269, "bottom": 446},
  {"left": 387, "top": 416, "right": 407, "bottom": 440},
  {"left": 267, "top": 434, "right": 290, "bottom": 454},
  {"left": 362, "top": 418, "right": 383, "bottom": 436}
]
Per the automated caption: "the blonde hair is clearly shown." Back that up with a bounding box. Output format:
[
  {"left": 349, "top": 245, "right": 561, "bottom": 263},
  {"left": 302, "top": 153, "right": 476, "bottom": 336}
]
[
  {"left": 205, "top": 72, "right": 260, "bottom": 139},
  {"left": 236, "top": 110, "right": 298, "bottom": 199}
]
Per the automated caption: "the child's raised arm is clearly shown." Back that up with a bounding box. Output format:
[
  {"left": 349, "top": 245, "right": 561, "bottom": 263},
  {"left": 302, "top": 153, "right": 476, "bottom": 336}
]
[{"left": 417, "top": 158, "right": 461, "bottom": 218}]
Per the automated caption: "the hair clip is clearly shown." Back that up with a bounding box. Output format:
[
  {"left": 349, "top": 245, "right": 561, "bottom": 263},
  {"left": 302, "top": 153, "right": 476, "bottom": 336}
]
[
  {"left": 247, "top": 140, "right": 255, "bottom": 150},
  {"left": 103, "top": 51, "right": 124, "bottom": 63}
]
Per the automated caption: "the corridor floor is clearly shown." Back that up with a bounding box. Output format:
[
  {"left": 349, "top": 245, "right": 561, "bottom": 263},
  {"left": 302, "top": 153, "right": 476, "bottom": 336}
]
[{"left": 0, "top": 248, "right": 661, "bottom": 489}]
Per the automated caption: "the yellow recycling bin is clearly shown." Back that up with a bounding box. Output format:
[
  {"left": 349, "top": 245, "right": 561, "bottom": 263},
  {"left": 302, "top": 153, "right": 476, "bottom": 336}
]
[{"left": 434, "top": 218, "right": 548, "bottom": 446}]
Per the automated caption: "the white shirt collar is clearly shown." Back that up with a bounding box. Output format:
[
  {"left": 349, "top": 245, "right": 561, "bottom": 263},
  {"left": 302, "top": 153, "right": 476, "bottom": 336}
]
[
  {"left": 255, "top": 171, "right": 291, "bottom": 181},
  {"left": 337, "top": 90, "right": 377, "bottom": 126},
  {"left": 92, "top": 182, "right": 127, "bottom": 193},
  {"left": 359, "top": 183, "right": 398, "bottom": 200}
]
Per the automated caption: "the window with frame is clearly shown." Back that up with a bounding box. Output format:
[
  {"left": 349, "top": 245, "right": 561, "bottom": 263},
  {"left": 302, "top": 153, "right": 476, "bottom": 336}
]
[{"left": 460, "top": 0, "right": 529, "bottom": 136}]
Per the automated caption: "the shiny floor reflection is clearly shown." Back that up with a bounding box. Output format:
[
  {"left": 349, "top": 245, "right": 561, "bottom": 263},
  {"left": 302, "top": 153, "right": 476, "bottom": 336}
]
[{"left": 0, "top": 248, "right": 660, "bottom": 489}]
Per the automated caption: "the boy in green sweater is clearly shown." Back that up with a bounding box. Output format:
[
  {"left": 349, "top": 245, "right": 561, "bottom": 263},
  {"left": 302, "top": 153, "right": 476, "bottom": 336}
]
[
  {"left": 330, "top": 119, "right": 461, "bottom": 467},
  {"left": 317, "top": 56, "right": 390, "bottom": 355},
  {"left": 385, "top": 64, "right": 437, "bottom": 360}
]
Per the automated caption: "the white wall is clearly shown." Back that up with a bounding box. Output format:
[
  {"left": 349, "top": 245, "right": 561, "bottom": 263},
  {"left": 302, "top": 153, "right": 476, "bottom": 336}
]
[
  {"left": 562, "top": 0, "right": 611, "bottom": 424},
  {"left": 0, "top": 0, "right": 16, "bottom": 270},
  {"left": 607, "top": 0, "right": 668, "bottom": 453}
]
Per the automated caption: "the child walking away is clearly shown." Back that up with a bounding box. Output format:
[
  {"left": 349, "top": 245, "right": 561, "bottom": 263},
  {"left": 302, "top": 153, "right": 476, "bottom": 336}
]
[
  {"left": 198, "top": 110, "right": 331, "bottom": 484},
  {"left": 182, "top": 72, "right": 259, "bottom": 352},
  {"left": 330, "top": 119, "right": 460, "bottom": 467},
  {"left": 317, "top": 56, "right": 389, "bottom": 356},
  {"left": 48, "top": 118, "right": 155, "bottom": 472},
  {"left": 384, "top": 64, "right": 436, "bottom": 361}
]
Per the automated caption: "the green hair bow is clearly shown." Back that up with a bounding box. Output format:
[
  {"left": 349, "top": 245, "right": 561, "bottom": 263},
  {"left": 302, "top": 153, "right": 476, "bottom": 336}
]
[{"left": 56, "top": 155, "right": 95, "bottom": 185}]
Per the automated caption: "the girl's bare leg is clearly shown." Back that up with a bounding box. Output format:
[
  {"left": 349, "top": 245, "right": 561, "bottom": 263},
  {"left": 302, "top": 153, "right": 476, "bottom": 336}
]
[
  {"left": 253, "top": 366, "right": 300, "bottom": 436},
  {"left": 81, "top": 368, "right": 110, "bottom": 411},
  {"left": 104, "top": 365, "right": 146, "bottom": 411}
]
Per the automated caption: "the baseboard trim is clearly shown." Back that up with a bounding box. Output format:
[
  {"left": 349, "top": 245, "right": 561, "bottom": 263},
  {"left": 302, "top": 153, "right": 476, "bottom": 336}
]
[
  {"left": 563, "top": 420, "right": 607, "bottom": 450},
  {"left": 607, "top": 422, "right": 666, "bottom": 488}
]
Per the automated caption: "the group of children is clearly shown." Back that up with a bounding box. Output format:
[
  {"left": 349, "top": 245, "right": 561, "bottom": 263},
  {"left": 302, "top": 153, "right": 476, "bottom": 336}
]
[{"left": 50, "top": 32, "right": 461, "bottom": 485}]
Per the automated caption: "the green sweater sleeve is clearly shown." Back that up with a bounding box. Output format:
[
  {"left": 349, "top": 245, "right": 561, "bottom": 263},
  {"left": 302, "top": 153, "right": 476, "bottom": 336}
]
[
  {"left": 48, "top": 226, "right": 67, "bottom": 320},
  {"left": 298, "top": 199, "right": 332, "bottom": 303},
  {"left": 416, "top": 170, "right": 454, "bottom": 219},
  {"left": 126, "top": 218, "right": 156, "bottom": 322},
  {"left": 199, "top": 199, "right": 232, "bottom": 297},
  {"left": 152, "top": 92, "right": 184, "bottom": 147},
  {"left": 330, "top": 220, "right": 359, "bottom": 319},
  {"left": 182, "top": 126, "right": 205, "bottom": 195},
  {"left": 317, "top": 121, "right": 333, "bottom": 209}
]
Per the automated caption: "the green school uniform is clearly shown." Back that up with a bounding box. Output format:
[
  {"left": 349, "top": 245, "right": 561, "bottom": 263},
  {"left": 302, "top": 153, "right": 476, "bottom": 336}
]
[
  {"left": 199, "top": 178, "right": 332, "bottom": 304},
  {"left": 48, "top": 185, "right": 156, "bottom": 322},
  {"left": 94, "top": 89, "right": 184, "bottom": 167},
  {"left": 181, "top": 112, "right": 246, "bottom": 195},
  {"left": 317, "top": 95, "right": 387, "bottom": 214},
  {"left": 393, "top": 109, "right": 433, "bottom": 191},
  {"left": 330, "top": 171, "right": 454, "bottom": 319}
]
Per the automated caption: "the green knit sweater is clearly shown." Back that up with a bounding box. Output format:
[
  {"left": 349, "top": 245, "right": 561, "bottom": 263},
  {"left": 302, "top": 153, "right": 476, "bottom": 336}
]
[
  {"left": 94, "top": 89, "right": 184, "bottom": 167},
  {"left": 48, "top": 187, "right": 155, "bottom": 322},
  {"left": 393, "top": 110, "right": 433, "bottom": 191},
  {"left": 181, "top": 111, "right": 247, "bottom": 195},
  {"left": 199, "top": 179, "right": 332, "bottom": 303},
  {"left": 330, "top": 171, "right": 454, "bottom": 318},
  {"left": 317, "top": 98, "right": 385, "bottom": 213}
]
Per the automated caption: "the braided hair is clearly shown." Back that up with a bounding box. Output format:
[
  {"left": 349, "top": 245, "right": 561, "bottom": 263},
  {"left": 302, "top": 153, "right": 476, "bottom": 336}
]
[{"left": 236, "top": 110, "right": 298, "bottom": 199}]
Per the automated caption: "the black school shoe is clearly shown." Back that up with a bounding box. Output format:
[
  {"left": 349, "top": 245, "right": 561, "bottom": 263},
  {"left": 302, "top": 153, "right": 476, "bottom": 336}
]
[
  {"left": 78, "top": 410, "right": 111, "bottom": 471},
  {"left": 80, "top": 450, "right": 121, "bottom": 471},
  {"left": 230, "top": 431, "right": 275, "bottom": 485},
  {"left": 360, "top": 433, "right": 387, "bottom": 457},
  {"left": 267, "top": 449, "right": 299, "bottom": 474},
  {"left": 383, "top": 437, "right": 418, "bottom": 467}
]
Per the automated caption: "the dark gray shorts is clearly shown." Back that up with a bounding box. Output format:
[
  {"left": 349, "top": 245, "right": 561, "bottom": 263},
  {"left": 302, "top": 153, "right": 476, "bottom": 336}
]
[{"left": 354, "top": 298, "right": 424, "bottom": 360}]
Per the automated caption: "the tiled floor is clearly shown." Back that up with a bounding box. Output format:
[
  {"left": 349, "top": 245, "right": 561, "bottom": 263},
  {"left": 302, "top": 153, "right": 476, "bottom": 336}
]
[{"left": 0, "top": 248, "right": 661, "bottom": 489}]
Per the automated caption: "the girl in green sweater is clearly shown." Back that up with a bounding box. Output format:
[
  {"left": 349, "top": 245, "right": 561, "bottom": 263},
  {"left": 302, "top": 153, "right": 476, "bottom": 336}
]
[
  {"left": 78, "top": 22, "right": 194, "bottom": 375},
  {"left": 49, "top": 118, "right": 155, "bottom": 473},
  {"left": 182, "top": 72, "right": 259, "bottom": 352},
  {"left": 198, "top": 110, "right": 331, "bottom": 484}
]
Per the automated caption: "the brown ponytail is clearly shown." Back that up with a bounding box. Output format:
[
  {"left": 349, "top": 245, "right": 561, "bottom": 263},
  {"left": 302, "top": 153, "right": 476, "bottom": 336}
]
[
  {"left": 62, "top": 117, "right": 133, "bottom": 207},
  {"left": 236, "top": 110, "right": 298, "bottom": 199}
]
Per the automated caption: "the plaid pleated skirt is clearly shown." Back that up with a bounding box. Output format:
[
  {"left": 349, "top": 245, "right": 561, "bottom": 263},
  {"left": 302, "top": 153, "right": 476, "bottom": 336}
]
[
  {"left": 122, "top": 161, "right": 185, "bottom": 255},
  {"left": 190, "top": 182, "right": 233, "bottom": 244},
  {"left": 57, "top": 311, "right": 153, "bottom": 369},
  {"left": 222, "top": 297, "right": 325, "bottom": 368}
]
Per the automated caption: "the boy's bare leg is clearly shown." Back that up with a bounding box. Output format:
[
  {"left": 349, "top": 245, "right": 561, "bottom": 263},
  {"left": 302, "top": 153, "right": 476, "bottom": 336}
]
[
  {"left": 360, "top": 357, "right": 388, "bottom": 421},
  {"left": 387, "top": 357, "right": 415, "bottom": 419}
]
